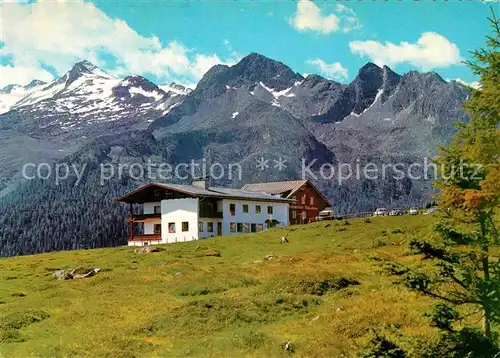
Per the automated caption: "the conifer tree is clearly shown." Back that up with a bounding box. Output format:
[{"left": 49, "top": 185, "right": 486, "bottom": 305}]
[{"left": 392, "top": 9, "right": 499, "bottom": 340}]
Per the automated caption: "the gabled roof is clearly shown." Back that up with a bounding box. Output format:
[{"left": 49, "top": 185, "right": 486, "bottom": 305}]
[
  {"left": 115, "top": 182, "right": 294, "bottom": 204},
  {"left": 241, "top": 179, "right": 331, "bottom": 206},
  {"left": 241, "top": 180, "right": 308, "bottom": 195}
]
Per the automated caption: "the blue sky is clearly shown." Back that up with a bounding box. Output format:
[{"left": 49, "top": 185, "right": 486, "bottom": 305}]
[{"left": 1, "top": 0, "right": 497, "bottom": 87}]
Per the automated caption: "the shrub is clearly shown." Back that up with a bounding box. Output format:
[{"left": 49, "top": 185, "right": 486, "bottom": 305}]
[
  {"left": 0, "top": 327, "right": 24, "bottom": 343},
  {"left": 359, "top": 332, "right": 407, "bottom": 358},
  {"left": 0, "top": 310, "right": 50, "bottom": 330}
]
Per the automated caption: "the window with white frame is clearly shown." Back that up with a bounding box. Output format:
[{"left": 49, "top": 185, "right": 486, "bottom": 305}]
[{"left": 168, "top": 222, "right": 176, "bottom": 233}]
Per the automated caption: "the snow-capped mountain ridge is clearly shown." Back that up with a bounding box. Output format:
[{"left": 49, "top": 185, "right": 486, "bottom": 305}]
[
  {"left": 0, "top": 61, "right": 191, "bottom": 115},
  {"left": 0, "top": 80, "right": 49, "bottom": 114},
  {"left": 0, "top": 61, "right": 189, "bottom": 142}
]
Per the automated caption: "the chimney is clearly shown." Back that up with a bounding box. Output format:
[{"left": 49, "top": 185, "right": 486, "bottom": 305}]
[{"left": 192, "top": 176, "right": 211, "bottom": 190}]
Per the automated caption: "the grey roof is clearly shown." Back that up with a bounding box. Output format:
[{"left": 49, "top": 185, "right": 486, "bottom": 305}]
[
  {"left": 116, "top": 182, "right": 294, "bottom": 203},
  {"left": 241, "top": 180, "right": 308, "bottom": 196},
  {"left": 211, "top": 187, "right": 287, "bottom": 200},
  {"left": 241, "top": 179, "right": 331, "bottom": 206}
]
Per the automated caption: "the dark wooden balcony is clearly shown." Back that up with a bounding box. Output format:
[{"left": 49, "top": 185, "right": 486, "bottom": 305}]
[
  {"left": 128, "top": 234, "right": 161, "bottom": 242},
  {"left": 199, "top": 209, "right": 223, "bottom": 219},
  {"left": 128, "top": 213, "right": 161, "bottom": 222}
]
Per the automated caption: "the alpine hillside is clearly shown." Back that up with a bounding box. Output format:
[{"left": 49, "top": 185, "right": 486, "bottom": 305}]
[{"left": 0, "top": 53, "right": 472, "bottom": 256}]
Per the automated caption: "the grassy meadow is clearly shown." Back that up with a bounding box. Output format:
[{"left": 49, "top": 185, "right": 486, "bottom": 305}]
[{"left": 0, "top": 215, "right": 491, "bottom": 357}]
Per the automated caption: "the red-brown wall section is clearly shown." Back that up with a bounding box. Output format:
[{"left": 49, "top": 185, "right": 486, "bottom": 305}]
[{"left": 288, "top": 183, "right": 329, "bottom": 225}]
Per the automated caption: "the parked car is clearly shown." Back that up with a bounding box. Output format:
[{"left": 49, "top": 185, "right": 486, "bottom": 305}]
[
  {"left": 408, "top": 207, "right": 419, "bottom": 215},
  {"left": 424, "top": 206, "right": 439, "bottom": 215},
  {"left": 389, "top": 209, "right": 404, "bottom": 216},
  {"left": 316, "top": 208, "right": 335, "bottom": 221},
  {"left": 373, "top": 208, "right": 389, "bottom": 217}
]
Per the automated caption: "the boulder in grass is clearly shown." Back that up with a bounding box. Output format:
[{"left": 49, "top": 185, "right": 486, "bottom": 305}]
[
  {"left": 264, "top": 254, "right": 274, "bottom": 261},
  {"left": 72, "top": 268, "right": 101, "bottom": 280},
  {"left": 135, "top": 246, "right": 165, "bottom": 254},
  {"left": 282, "top": 340, "right": 293, "bottom": 353},
  {"left": 205, "top": 250, "right": 221, "bottom": 257},
  {"left": 52, "top": 269, "right": 72, "bottom": 280},
  {"left": 52, "top": 267, "right": 101, "bottom": 280}
]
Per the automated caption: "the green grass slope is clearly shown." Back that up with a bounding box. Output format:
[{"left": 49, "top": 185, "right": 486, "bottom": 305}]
[{"left": 0, "top": 216, "right": 453, "bottom": 357}]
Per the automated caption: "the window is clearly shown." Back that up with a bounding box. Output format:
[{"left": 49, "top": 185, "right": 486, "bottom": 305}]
[
  {"left": 154, "top": 224, "right": 161, "bottom": 234},
  {"left": 242, "top": 204, "right": 249, "bottom": 213},
  {"left": 310, "top": 197, "right": 314, "bottom": 206},
  {"left": 255, "top": 205, "right": 261, "bottom": 214},
  {"left": 237, "top": 223, "right": 244, "bottom": 233},
  {"left": 251, "top": 223, "right": 257, "bottom": 233},
  {"left": 207, "top": 222, "right": 214, "bottom": 233},
  {"left": 199, "top": 222, "right": 204, "bottom": 232},
  {"left": 243, "top": 223, "right": 250, "bottom": 233},
  {"left": 168, "top": 222, "right": 176, "bottom": 233},
  {"left": 230, "top": 222, "right": 236, "bottom": 233},
  {"left": 182, "top": 222, "right": 189, "bottom": 232},
  {"left": 229, "top": 203, "right": 236, "bottom": 215},
  {"left": 257, "top": 224, "right": 264, "bottom": 232},
  {"left": 292, "top": 210, "right": 297, "bottom": 219},
  {"left": 302, "top": 211, "right": 307, "bottom": 219},
  {"left": 267, "top": 206, "right": 273, "bottom": 215},
  {"left": 154, "top": 205, "right": 161, "bottom": 214},
  {"left": 301, "top": 196, "right": 306, "bottom": 205}
]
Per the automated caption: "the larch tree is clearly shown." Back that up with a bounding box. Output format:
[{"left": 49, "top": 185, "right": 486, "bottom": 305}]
[{"left": 391, "top": 9, "right": 500, "bottom": 341}]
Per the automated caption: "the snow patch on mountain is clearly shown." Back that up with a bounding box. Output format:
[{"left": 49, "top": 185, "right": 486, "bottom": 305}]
[
  {"left": 258, "top": 82, "right": 295, "bottom": 99},
  {"left": 350, "top": 88, "right": 384, "bottom": 118},
  {"left": 159, "top": 83, "right": 192, "bottom": 96},
  {"left": 0, "top": 80, "right": 48, "bottom": 114},
  {"left": 129, "top": 87, "right": 164, "bottom": 101}
]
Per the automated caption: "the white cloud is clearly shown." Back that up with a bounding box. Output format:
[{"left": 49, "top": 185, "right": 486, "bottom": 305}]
[
  {"left": 288, "top": 0, "right": 360, "bottom": 35},
  {"left": 307, "top": 58, "right": 348, "bottom": 81},
  {"left": 0, "top": 0, "right": 236, "bottom": 86},
  {"left": 0, "top": 65, "right": 55, "bottom": 87},
  {"left": 446, "top": 78, "right": 481, "bottom": 89},
  {"left": 349, "top": 32, "right": 462, "bottom": 71}
]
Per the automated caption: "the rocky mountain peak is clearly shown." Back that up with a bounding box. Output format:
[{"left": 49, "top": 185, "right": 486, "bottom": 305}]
[
  {"left": 119, "top": 75, "right": 157, "bottom": 88},
  {"left": 112, "top": 75, "right": 166, "bottom": 103},
  {"left": 347, "top": 63, "right": 402, "bottom": 114},
  {"left": 195, "top": 53, "right": 303, "bottom": 96},
  {"left": 25, "top": 79, "right": 47, "bottom": 89},
  {"left": 65, "top": 60, "right": 112, "bottom": 86},
  {"left": 357, "top": 62, "right": 382, "bottom": 80},
  {"left": 160, "top": 82, "right": 192, "bottom": 96},
  {"left": 0, "top": 84, "right": 20, "bottom": 94},
  {"left": 232, "top": 52, "right": 303, "bottom": 89}
]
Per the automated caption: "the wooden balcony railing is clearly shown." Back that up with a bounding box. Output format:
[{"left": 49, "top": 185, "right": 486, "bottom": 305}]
[
  {"left": 128, "top": 213, "right": 161, "bottom": 222},
  {"left": 199, "top": 210, "right": 223, "bottom": 219},
  {"left": 129, "top": 234, "right": 162, "bottom": 242}
]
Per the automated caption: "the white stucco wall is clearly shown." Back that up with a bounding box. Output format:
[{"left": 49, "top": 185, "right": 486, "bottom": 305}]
[
  {"left": 161, "top": 198, "right": 199, "bottom": 243},
  {"left": 130, "top": 198, "right": 289, "bottom": 246},
  {"left": 143, "top": 202, "right": 161, "bottom": 234},
  {"left": 198, "top": 218, "right": 223, "bottom": 239},
  {"left": 220, "top": 199, "right": 289, "bottom": 236},
  {"left": 128, "top": 239, "right": 161, "bottom": 247}
]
